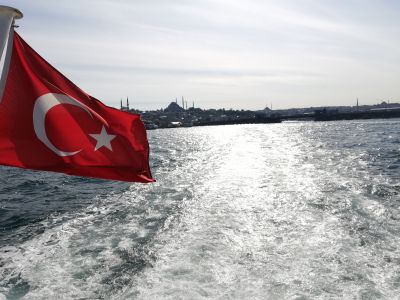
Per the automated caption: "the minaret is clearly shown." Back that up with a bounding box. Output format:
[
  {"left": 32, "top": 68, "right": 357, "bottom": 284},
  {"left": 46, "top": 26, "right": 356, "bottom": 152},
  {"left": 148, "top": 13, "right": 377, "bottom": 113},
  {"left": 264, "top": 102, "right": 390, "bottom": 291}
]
[
  {"left": 181, "top": 96, "right": 184, "bottom": 109},
  {"left": 357, "top": 98, "right": 359, "bottom": 108},
  {"left": 126, "top": 97, "right": 129, "bottom": 110},
  {"left": 120, "top": 99, "right": 123, "bottom": 110}
]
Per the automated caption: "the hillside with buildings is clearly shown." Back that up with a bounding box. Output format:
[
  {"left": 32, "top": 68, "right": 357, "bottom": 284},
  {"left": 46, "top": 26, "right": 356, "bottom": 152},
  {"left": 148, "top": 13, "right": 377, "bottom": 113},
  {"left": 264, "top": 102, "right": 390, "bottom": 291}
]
[{"left": 119, "top": 98, "right": 400, "bottom": 129}]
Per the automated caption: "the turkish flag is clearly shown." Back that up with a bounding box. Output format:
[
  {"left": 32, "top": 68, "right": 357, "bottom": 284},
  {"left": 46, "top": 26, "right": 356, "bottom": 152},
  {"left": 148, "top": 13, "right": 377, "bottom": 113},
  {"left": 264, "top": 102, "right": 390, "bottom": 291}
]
[{"left": 0, "top": 32, "right": 154, "bottom": 183}]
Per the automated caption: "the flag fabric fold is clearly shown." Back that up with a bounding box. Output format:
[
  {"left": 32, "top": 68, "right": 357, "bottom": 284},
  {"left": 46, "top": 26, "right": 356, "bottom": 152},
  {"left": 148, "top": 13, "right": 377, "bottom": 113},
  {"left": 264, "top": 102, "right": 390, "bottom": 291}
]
[{"left": 0, "top": 32, "right": 154, "bottom": 183}]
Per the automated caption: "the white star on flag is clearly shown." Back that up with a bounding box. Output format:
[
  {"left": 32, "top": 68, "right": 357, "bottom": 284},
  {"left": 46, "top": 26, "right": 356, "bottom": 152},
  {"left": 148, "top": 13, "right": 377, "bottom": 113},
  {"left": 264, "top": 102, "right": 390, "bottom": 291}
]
[{"left": 89, "top": 126, "right": 116, "bottom": 151}]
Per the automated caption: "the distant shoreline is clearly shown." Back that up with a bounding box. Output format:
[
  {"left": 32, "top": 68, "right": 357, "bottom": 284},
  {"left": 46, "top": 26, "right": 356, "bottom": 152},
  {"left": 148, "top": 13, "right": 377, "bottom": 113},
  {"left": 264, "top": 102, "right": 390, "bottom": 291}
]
[
  {"left": 147, "top": 109, "right": 400, "bottom": 129},
  {"left": 137, "top": 101, "right": 400, "bottom": 130}
]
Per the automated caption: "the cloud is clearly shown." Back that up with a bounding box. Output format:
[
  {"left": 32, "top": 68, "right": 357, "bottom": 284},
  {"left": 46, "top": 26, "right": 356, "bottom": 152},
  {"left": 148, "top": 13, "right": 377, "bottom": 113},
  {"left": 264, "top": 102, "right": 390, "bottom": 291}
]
[{"left": 3, "top": 0, "right": 400, "bottom": 109}]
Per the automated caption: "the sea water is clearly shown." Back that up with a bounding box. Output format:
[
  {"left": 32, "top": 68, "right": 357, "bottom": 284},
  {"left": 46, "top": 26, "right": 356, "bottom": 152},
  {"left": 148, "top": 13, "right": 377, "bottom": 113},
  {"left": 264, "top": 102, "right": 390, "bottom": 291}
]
[{"left": 1, "top": 120, "right": 400, "bottom": 299}]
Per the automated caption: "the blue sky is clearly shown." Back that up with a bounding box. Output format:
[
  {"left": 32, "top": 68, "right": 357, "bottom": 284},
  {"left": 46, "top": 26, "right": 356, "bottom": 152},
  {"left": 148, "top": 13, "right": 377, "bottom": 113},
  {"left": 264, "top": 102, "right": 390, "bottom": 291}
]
[{"left": 3, "top": 0, "right": 400, "bottom": 110}]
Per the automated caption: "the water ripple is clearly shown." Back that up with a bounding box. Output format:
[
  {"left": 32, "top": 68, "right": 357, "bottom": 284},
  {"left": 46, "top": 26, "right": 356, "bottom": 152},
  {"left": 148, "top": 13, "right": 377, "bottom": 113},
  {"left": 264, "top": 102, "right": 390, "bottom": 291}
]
[{"left": 1, "top": 120, "right": 400, "bottom": 299}]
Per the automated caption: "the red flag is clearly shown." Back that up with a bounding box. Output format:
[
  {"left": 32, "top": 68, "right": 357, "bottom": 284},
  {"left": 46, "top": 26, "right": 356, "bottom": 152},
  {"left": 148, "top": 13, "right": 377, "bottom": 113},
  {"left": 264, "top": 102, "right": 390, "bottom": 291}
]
[{"left": 0, "top": 32, "right": 154, "bottom": 183}]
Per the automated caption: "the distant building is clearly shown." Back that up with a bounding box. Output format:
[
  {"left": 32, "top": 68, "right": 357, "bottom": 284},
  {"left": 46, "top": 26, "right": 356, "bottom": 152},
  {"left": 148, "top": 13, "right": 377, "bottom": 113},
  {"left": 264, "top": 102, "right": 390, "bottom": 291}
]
[
  {"left": 263, "top": 107, "right": 273, "bottom": 117},
  {"left": 120, "top": 97, "right": 130, "bottom": 111},
  {"left": 164, "top": 102, "right": 185, "bottom": 113}
]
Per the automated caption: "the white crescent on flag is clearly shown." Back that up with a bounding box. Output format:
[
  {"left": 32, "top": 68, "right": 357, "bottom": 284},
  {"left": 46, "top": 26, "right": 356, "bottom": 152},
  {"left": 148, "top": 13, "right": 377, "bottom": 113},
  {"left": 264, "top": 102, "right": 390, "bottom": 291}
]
[{"left": 33, "top": 93, "right": 93, "bottom": 157}]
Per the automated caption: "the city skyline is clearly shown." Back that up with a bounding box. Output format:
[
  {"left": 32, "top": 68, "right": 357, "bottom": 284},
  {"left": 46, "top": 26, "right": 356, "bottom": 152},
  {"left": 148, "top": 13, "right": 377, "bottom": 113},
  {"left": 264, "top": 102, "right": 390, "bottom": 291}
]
[{"left": 4, "top": 0, "right": 400, "bottom": 110}]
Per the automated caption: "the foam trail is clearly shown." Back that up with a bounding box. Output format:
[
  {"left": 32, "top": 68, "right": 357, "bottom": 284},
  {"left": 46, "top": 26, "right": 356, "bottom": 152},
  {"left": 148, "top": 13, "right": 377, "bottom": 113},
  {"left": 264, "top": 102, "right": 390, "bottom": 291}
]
[{"left": 1, "top": 122, "right": 400, "bottom": 299}]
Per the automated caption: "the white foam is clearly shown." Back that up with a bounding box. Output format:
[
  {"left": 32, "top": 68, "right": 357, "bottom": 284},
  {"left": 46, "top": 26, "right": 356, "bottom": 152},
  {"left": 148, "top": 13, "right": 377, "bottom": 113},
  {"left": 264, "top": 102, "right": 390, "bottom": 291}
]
[{"left": 2, "top": 124, "right": 400, "bottom": 299}]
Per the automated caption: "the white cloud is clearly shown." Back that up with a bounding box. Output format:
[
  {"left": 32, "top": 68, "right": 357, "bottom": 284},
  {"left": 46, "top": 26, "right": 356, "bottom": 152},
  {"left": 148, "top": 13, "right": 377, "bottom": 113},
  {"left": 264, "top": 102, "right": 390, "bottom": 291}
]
[{"left": 3, "top": 0, "right": 400, "bottom": 109}]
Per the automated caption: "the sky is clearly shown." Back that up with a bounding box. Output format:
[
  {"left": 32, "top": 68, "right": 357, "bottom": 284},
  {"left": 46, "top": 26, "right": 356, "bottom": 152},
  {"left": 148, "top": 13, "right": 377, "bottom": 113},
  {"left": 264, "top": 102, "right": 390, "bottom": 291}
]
[{"left": 3, "top": 0, "right": 400, "bottom": 110}]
